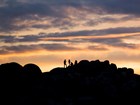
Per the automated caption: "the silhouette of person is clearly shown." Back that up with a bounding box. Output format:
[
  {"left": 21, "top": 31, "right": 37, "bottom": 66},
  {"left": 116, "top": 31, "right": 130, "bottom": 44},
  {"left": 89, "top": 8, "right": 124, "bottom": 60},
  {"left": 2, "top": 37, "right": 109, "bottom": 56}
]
[
  {"left": 74, "top": 60, "right": 78, "bottom": 65},
  {"left": 64, "top": 59, "right": 67, "bottom": 68},
  {"left": 68, "top": 59, "right": 71, "bottom": 66},
  {"left": 70, "top": 62, "right": 73, "bottom": 66}
]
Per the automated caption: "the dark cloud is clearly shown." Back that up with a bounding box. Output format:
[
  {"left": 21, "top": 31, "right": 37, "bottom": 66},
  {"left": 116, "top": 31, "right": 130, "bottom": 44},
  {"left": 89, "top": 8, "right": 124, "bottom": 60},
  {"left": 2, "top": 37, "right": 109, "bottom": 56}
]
[
  {"left": 46, "top": 27, "right": 140, "bottom": 38},
  {"left": 32, "top": 24, "right": 51, "bottom": 29},
  {"left": 17, "top": 34, "right": 45, "bottom": 42},
  {"left": 0, "top": 33, "right": 46, "bottom": 43},
  {"left": 0, "top": 35, "right": 16, "bottom": 42},
  {"left": 87, "top": 38, "right": 137, "bottom": 49},
  {"left": 3, "top": 35, "right": 137, "bottom": 54},
  {"left": 0, "top": 0, "right": 67, "bottom": 32},
  {"left": 88, "top": 45, "right": 108, "bottom": 51},
  {"left": 1, "top": 27, "right": 140, "bottom": 44},
  {"left": 85, "top": 15, "right": 138, "bottom": 27},
  {"left": 0, "top": 43, "right": 80, "bottom": 54},
  {"left": 31, "top": 18, "right": 76, "bottom": 30},
  {"left": 0, "top": 27, "right": 139, "bottom": 53},
  {"left": 41, "top": 44, "right": 79, "bottom": 51},
  {"left": 0, "top": 0, "right": 139, "bottom": 32},
  {"left": 88, "top": 0, "right": 140, "bottom": 16},
  {"left": 30, "top": 0, "right": 140, "bottom": 16}
]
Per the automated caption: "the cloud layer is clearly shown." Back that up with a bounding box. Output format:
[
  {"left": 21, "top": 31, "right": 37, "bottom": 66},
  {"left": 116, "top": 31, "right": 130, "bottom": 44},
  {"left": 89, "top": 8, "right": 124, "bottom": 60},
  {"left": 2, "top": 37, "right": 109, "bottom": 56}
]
[
  {"left": 1, "top": 27, "right": 140, "bottom": 42},
  {"left": 1, "top": 27, "right": 139, "bottom": 53},
  {"left": 0, "top": 43, "right": 80, "bottom": 54},
  {"left": 0, "top": 0, "right": 140, "bottom": 32}
]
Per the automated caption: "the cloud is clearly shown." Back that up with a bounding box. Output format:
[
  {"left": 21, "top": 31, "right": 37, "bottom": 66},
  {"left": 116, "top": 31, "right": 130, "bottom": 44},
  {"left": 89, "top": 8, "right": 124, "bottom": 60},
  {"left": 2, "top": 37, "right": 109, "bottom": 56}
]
[
  {"left": 41, "top": 44, "right": 79, "bottom": 51},
  {"left": 0, "top": 0, "right": 67, "bottom": 32},
  {"left": 62, "top": 0, "right": 140, "bottom": 16},
  {"left": 0, "top": 35, "right": 16, "bottom": 42},
  {"left": 0, "top": 0, "right": 139, "bottom": 32},
  {"left": 87, "top": 38, "right": 137, "bottom": 49},
  {"left": 0, "top": 33, "right": 46, "bottom": 43},
  {"left": 1, "top": 27, "right": 140, "bottom": 43},
  {"left": 0, "top": 43, "right": 80, "bottom": 54},
  {"left": 88, "top": 45, "right": 108, "bottom": 51},
  {"left": 41, "top": 27, "right": 140, "bottom": 38},
  {"left": 25, "top": 0, "right": 140, "bottom": 16},
  {"left": 1, "top": 27, "right": 140, "bottom": 50},
  {"left": 85, "top": 15, "right": 139, "bottom": 27}
]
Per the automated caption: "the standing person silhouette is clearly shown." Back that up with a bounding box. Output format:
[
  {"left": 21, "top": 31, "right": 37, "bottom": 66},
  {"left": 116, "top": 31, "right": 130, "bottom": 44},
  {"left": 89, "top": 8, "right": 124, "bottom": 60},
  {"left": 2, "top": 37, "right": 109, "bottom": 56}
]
[
  {"left": 68, "top": 59, "right": 71, "bottom": 66},
  {"left": 74, "top": 60, "right": 78, "bottom": 65},
  {"left": 71, "top": 62, "right": 73, "bottom": 66},
  {"left": 64, "top": 59, "right": 67, "bottom": 68}
]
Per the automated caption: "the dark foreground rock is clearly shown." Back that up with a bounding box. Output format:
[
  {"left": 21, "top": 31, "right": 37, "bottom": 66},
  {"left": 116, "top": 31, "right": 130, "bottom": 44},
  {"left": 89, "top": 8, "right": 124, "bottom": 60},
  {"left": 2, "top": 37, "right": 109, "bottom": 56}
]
[{"left": 0, "top": 60, "right": 140, "bottom": 105}]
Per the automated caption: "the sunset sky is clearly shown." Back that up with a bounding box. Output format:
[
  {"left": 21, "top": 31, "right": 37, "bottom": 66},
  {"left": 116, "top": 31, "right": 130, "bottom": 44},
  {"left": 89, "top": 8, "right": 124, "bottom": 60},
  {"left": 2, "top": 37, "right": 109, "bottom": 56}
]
[{"left": 0, "top": 0, "right": 140, "bottom": 73}]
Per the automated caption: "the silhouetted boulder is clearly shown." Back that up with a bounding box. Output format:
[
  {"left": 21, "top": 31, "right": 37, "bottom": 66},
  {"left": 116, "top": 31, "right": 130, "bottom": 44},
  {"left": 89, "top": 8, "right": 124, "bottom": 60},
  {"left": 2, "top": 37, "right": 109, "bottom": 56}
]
[
  {"left": 0, "top": 62, "right": 22, "bottom": 73},
  {"left": 50, "top": 67, "right": 66, "bottom": 74},
  {"left": 127, "top": 68, "right": 134, "bottom": 74},
  {"left": 0, "top": 62, "right": 24, "bottom": 104},
  {"left": 104, "top": 60, "right": 110, "bottom": 65},
  {"left": 118, "top": 67, "right": 134, "bottom": 77},
  {"left": 76, "top": 60, "right": 90, "bottom": 74},
  {"left": 0, "top": 62, "right": 23, "bottom": 80},
  {"left": 23, "top": 63, "right": 42, "bottom": 78},
  {"left": 110, "top": 63, "right": 117, "bottom": 71},
  {"left": 0, "top": 60, "right": 139, "bottom": 104},
  {"left": 78, "top": 60, "right": 90, "bottom": 67}
]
